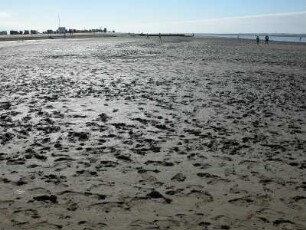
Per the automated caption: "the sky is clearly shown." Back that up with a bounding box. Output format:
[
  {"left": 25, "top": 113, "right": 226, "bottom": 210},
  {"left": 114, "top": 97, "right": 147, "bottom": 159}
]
[{"left": 0, "top": 0, "right": 306, "bottom": 33}]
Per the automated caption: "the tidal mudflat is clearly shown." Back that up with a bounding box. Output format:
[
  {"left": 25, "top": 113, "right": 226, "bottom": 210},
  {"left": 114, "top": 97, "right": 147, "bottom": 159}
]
[{"left": 0, "top": 37, "right": 306, "bottom": 229}]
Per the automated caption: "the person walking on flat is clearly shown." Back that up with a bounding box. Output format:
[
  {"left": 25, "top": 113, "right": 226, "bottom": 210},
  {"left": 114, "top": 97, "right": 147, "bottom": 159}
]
[
  {"left": 256, "top": 35, "right": 260, "bottom": 45},
  {"left": 265, "top": 35, "right": 269, "bottom": 45},
  {"left": 159, "top": 33, "right": 162, "bottom": 43}
]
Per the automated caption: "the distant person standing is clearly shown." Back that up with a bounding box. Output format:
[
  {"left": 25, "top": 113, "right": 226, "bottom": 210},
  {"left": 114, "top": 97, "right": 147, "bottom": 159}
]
[
  {"left": 159, "top": 33, "right": 162, "bottom": 43},
  {"left": 256, "top": 35, "right": 260, "bottom": 45},
  {"left": 265, "top": 35, "right": 269, "bottom": 45}
]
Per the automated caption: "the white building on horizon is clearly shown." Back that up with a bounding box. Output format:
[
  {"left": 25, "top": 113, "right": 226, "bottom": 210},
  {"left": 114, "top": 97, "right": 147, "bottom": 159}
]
[{"left": 57, "top": 27, "right": 66, "bottom": 34}]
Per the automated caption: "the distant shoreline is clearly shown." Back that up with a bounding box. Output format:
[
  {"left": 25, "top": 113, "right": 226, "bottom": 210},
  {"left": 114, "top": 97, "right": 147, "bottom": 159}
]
[
  {"left": 0, "top": 32, "right": 125, "bottom": 42},
  {"left": 0, "top": 32, "right": 196, "bottom": 42},
  {"left": 1, "top": 32, "right": 305, "bottom": 45}
]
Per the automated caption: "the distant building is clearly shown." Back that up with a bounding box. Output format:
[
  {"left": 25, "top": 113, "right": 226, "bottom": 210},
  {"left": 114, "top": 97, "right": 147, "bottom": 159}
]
[
  {"left": 43, "top": 30, "right": 55, "bottom": 34},
  {"left": 57, "top": 27, "right": 66, "bottom": 34},
  {"left": 0, "top": 31, "right": 7, "bottom": 35},
  {"left": 24, "top": 30, "right": 30, "bottom": 35},
  {"left": 10, "top": 30, "right": 23, "bottom": 35},
  {"left": 30, "top": 30, "right": 38, "bottom": 34}
]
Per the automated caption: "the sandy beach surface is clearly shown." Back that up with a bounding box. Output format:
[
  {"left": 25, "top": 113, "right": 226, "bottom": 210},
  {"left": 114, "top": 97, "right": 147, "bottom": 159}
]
[{"left": 0, "top": 37, "right": 305, "bottom": 230}]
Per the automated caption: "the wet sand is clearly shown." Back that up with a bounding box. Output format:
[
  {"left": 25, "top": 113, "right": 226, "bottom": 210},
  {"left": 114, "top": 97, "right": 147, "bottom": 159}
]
[{"left": 0, "top": 37, "right": 306, "bottom": 230}]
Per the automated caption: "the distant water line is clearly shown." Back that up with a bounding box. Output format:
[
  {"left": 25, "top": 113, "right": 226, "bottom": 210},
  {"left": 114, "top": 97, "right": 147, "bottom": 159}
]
[{"left": 196, "top": 33, "right": 306, "bottom": 43}]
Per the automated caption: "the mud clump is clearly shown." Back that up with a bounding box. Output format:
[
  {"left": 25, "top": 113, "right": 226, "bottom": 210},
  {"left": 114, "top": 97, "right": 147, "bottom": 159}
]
[{"left": 68, "top": 131, "right": 90, "bottom": 141}]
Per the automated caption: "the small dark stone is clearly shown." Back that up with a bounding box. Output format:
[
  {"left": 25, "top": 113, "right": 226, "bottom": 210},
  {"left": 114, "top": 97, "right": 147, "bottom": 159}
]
[
  {"left": 162, "top": 162, "right": 174, "bottom": 167},
  {"left": 54, "top": 142, "right": 62, "bottom": 148},
  {"left": 199, "top": 222, "right": 211, "bottom": 226},
  {"left": 24, "top": 154, "right": 33, "bottom": 159},
  {"left": 155, "top": 124, "right": 167, "bottom": 130},
  {"left": 16, "top": 179, "right": 27, "bottom": 186},
  {"left": 115, "top": 155, "right": 131, "bottom": 161},
  {"left": 165, "top": 190, "right": 176, "bottom": 195},
  {"left": 146, "top": 191, "right": 172, "bottom": 203},
  {"left": 33, "top": 195, "right": 58, "bottom": 204},
  {"left": 147, "top": 191, "right": 164, "bottom": 199},
  {"left": 78, "top": 221, "right": 87, "bottom": 225},
  {"left": 273, "top": 219, "right": 294, "bottom": 226},
  {"left": 291, "top": 196, "right": 306, "bottom": 202},
  {"left": 97, "top": 194, "right": 106, "bottom": 200},
  {"left": 34, "top": 153, "right": 47, "bottom": 161},
  {"left": 98, "top": 113, "right": 109, "bottom": 122},
  {"left": 2, "top": 178, "right": 10, "bottom": 183},
  {"left": 90, "top": 171, "right": 98, "bottom": 176}
]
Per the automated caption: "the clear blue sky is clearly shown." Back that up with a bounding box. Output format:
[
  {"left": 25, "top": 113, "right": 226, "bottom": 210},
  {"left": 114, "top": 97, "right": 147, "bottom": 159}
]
[{"left": 1, "top": 0, "right": 305, "bottom": 33}]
